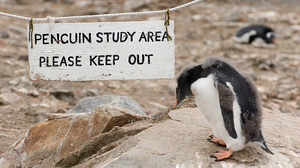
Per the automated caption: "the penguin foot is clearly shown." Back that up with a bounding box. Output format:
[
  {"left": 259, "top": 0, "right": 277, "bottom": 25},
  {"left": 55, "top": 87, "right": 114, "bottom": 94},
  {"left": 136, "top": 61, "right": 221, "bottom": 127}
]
[
  {"left": 207, "top": 135, "right": 226, "bottom": 146},
  {"left": 210, "top": 149, "right": 233, "bottom": 161}
]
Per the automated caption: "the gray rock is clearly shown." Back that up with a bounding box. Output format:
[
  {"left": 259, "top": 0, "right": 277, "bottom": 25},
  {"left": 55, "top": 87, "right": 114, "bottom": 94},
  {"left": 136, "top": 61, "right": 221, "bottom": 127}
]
[
  {"left": 123, "top": 0, "right": 154, "bottom": 12},
  {"left": 75, "top": 107, "right": 298, "bottom": 168},
  {"left": 295, "top": 70, "right": 300, "bottom": 80},
  {"left": 1, "top": 107, "right": 299, "bottom": 168},
  {"left": 292, "top": 35, "right": 300, "bottom": 43},
  {"left": 50, "top": 90, "right": 74, "bottom": 101},
  {"left": 8, "top": 25, "right": 27, "bottom": 35},
  {"left": 248, "top": 11, "right": 278, "bottom": 23},
  {"left": 222, "top": 10, "right": 242, "bottom": 22},
  {"left": 68, "top": 95, "right": 146, "bottom": 116},
  {"left": 0, "top": 92, "right": 21, "bottom": 105},
  {"left": 0, "top": 31, "right": 9, "bottom": 39}
]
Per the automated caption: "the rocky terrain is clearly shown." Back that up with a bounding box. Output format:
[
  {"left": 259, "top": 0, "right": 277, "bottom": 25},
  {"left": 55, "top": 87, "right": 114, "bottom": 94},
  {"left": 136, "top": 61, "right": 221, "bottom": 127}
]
[
  {"left": 1, "top": 105, "right": 299, "bottom": 167},
  {"left": 0, "top": 0, "right": 299, "bottom": 162}
]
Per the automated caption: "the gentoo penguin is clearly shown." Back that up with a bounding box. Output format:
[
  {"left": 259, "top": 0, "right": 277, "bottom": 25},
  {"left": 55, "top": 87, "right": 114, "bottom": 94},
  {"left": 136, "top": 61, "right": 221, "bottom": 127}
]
[
  {"left": 173, "top": 56, "right": 273, "bottom": 161},
  {"left": 233, "top": 25, "right": 276, "bottom": 44}
]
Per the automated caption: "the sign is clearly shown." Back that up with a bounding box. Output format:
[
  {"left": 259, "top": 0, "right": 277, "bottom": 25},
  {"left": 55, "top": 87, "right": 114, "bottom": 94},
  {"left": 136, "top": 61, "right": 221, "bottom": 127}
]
[{"left": 27, "top": 21, "right": 174, "bottom": 81}]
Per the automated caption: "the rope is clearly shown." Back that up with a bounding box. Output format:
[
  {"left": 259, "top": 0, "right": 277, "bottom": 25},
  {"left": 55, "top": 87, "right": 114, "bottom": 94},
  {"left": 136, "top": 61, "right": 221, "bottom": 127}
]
[
  {"left": 164, "top": 9, "right": 172, "bottom": 41},
  {"left": 28, "top": 18, "right": 33, "bottom": 48},
  {"left": 0, "top": 0, "right": 202, "bottom": 22}
]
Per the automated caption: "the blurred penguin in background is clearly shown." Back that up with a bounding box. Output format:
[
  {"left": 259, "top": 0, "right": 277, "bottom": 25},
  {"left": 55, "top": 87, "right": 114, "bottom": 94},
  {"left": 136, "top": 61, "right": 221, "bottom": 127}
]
[{"left": 233, "top": 25, "right": 276, "bottom": 44}]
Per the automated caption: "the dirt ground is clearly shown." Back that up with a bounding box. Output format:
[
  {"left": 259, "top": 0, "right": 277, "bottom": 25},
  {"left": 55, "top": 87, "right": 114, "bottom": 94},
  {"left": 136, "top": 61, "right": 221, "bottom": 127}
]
[{"left": 0, "top": 0, "right": 299, "bottom": 155}]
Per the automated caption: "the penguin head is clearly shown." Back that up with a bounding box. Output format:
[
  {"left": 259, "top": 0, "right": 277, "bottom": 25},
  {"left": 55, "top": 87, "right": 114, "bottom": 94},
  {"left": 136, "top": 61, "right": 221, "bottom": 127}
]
[
  {"left": 173, "top": 56, "right": 235, "bottom": 109},
  {"left": 258, "top": 25, "right": 276, "bottom": 43},
  {"left": 174, "top": 65, "right": 202, "bottom": 109},
  {"left": 265, "top": 31, "right": 276, "bottom": 43}
]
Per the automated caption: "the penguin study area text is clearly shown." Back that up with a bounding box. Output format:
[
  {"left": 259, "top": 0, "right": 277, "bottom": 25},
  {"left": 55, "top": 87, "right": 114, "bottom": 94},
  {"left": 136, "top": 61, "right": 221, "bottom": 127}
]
[{"left": 28, "top": 21, "right": 174, "bottom": 81}]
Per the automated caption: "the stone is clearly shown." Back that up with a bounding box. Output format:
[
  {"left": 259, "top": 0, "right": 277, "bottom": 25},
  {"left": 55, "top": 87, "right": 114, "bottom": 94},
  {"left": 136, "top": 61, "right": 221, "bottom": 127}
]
[
  {"left": 0, "top": 105, "right": 150, "bottom": 168},
  {"left": 50, "top": 90, "right": 74, "bottom": 101},
  {"left": 192, "top": 14, "right": 202, "bottom": 21},
  {"left": 68, "top": 95, "right": 146, "bottom": 116},
  {"left": 73, "top": 107, "right": 299, "bottom": 168},
  {"left": 0, "top": 92, "right": 22, "bottom": 105},
  {"left": 222, "top": 10, "right": 242, "bottom": 22},
  {"left": 292, "top": 35, "right": 300, "bottom": 43},
  {"left": 8, "top": 25, "right": 27, "bottom": 35},
  {"left": 1, "top": 106, "right": 299, "bottom": 167},
  {"left": 295, "top": 70, "right": 300, "bottom": 80},
  {"left": 123, "top": 0, "right": 154, "bottom": 12},
  {"left": 74, "top": 0, "right": 92, "bottom": 8},
  {"left": 281, "top": 13, "right": 300, "bottom": 25},
  {"left": 248, "top": 11, "right": 279, "bottom": 22},
  {"left": 0, "top": 31, "right": 9, "bottom": 39},
  {"left": 256, "top": 58, "right": 275, "bottom": 71},
  {"left": 56, "top": 122, "right": 152, "bottom": 167}
]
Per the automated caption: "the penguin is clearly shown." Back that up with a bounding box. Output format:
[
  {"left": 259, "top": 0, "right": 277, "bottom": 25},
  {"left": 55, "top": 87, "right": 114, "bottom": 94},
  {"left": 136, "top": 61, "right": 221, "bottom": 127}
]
[
  {"left": 233, "top": 25, "right": 276, "bottom": 44},
  {"left": 173, "top": 56, "right": 273, "bottom": 161}
]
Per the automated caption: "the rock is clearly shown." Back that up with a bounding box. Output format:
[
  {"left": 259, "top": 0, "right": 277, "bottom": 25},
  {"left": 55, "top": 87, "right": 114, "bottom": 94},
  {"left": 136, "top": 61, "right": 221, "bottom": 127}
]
[
  {"left": 1, "top": 105, "right": 151, "bottom": 168},
  {"left": 295, "top": 70, "right": 300, "bottom": 80},
  {"left": 28, "top": 96, "right": 70, "bottom": 121},
  {"left": 222, "top": 10, "right": 242, "bottom": 22},
  {"left": 73, "top": 107, "right": 299, "bottom": 168},
  {"left": 68, "top": 95, "right": 146, "bottom": 116},
  {"left": 192, "top": 14, "right": 202, "bottom": 21},
  {"left": 0, "top": 92, "right": 22, "bottom": 105},
  {"left": 17, "top": 55, "right": 28, "bottom": 61},
  {"left": 56, "top": 122, "right": 152, "bottom": 167},
  {"left": 248, "top": 11, "right": 279, "bottom": 22},
  {"left": 276, "top": 83, "right": 298, "bottom": 100},
  {"left": 123, "top": 0, "right": 155, "bottom": 12},
  {"left": 291, "top": 25, "right": 300, "bottom": 32},
  {"left": 292, "top": 35, "right": 300, "bottom": 43},
  {"left": 0, "top": 31, "right": 9, "bottom": 39},
  {"left": 8, "top": 25, "right": 27, "bottom": 35},
  {"left": 202, "top": 11, "right": 221, "bottom": 22},
  {"left": 74, "top": 0, "right": 93, "bottom": 8},
  {"left": 281, "top": 13, "right": 300, "bottom": 25},
  {"left": 1, "top": 106, "right": 299, "bottom": 167},
  {"left": 50, "top": 90, "right": 74, "bottom": 101},
  {"left": 256, "top": 58, "right": 275, "bottom": 71}
]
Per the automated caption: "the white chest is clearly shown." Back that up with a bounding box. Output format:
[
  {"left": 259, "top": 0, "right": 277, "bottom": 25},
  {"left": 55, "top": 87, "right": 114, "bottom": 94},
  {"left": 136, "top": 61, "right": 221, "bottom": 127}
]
[
  {"left": 191, "top": 75, "right": 222, "bottom": 124},
  {"left": 233, "top": 30, "right": 257, "bottom": 43},
  {"left": 190, "top": 75, "right": 246, "bottom": 151}
]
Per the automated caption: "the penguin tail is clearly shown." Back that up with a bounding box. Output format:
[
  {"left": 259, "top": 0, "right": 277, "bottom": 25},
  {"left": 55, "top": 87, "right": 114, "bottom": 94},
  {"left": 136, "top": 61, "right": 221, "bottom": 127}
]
[
  {"left": 258, "top": 140, "right": 274, "bottom": 155},
  {"left": 258, "top": 131, "right": 274, "bottom": 155}
]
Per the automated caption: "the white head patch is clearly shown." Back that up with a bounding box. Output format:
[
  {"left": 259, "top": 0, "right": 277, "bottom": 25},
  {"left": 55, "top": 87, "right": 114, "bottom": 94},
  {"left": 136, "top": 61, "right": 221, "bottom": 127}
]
[{"left": 266, "top": 32, "right": 275, "bottom": 39}]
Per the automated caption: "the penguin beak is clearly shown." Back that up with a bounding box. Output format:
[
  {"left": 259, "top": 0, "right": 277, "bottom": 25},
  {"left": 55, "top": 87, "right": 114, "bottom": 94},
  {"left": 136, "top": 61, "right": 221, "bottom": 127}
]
[{"left": 173, "top": 99, "right": 178, "bottom": 109}]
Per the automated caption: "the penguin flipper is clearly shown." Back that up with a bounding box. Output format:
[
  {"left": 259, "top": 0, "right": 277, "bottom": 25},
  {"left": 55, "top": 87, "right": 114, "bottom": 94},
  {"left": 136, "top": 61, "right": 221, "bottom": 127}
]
[{"left": 217, "top": 83, "right": 238, "bottom": 139}]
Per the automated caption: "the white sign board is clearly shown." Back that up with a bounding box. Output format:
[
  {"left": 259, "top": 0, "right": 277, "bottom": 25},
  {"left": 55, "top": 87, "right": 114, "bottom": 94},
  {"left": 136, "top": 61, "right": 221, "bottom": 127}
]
[{"left": 27, "top": 21, "right": 174, "bottom": 81}]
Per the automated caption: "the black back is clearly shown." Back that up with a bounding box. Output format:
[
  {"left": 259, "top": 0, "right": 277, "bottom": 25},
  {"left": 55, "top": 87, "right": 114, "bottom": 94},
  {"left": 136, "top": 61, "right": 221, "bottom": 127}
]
[{"left": 176, "top": 57, "right": 262, "bottom": 142}]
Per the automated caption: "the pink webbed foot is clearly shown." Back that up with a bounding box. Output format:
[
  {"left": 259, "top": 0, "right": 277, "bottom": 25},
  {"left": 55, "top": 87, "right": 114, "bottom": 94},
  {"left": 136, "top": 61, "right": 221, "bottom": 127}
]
[
  {"left": 210, "top": 149, "right": 234, "bottom": 161},
  {"left": 207, "top": 135, "right": 226, "bottom": 146}
]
